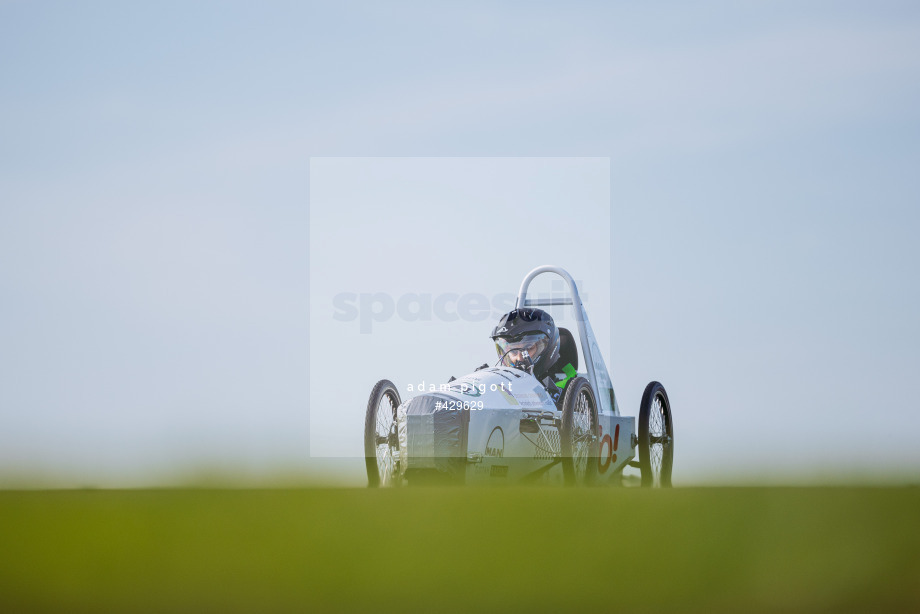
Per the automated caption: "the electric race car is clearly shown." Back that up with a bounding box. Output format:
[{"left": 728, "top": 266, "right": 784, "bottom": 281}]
[{"left": 364, "top": 266, "right": 674, "bottom": 487}]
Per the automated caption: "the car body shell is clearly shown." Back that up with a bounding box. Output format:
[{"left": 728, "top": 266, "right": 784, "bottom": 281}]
[{"left": 395, "top": 366, "right": 635, "bottom": 484}]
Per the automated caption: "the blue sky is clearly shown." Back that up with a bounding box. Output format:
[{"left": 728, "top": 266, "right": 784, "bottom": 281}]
[{"left": 1, "top": 1, "right": 918, "bottom": 484}]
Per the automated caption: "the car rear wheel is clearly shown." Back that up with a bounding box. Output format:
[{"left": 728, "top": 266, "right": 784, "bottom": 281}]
[
  {"left": 638, "top": 381, "right": 673, "bottom": 487},
  {"left": 560, "top": 376, "right": 599, "bottom": 486},
  {"left": 364, "top": 379, "right": 402, "bottom": 487}
]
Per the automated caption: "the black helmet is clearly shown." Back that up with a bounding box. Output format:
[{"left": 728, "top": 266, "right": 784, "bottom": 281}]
[{"left": 490, "top": 308, "right": 560, "bottom": 377}]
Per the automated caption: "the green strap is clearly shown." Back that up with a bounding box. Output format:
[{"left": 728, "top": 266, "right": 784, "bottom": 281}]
[{"left": 555, "top": 363, "right": 577, "bottom": 389}]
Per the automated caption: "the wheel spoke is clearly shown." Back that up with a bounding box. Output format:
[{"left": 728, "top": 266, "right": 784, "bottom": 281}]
[
  {"left": 646, "top": 395, "right": 667, "bottom": 485},
  {"left": 571, "top": 389, "right": 595, "bottom": 480},
  {"left": 373, "top": 392, "right": 400, "bottom": 485},
  {"left": 636, "top": 388, "right": 672, "bottom": 488},
  {"left": 376, "top": 395, "right": 394, "bottom": 438},
  {"left": 561, "top": 382, "right": 598, "bottom": 483},
  {"left": 377, "top": 444, "right": 394, "bottom": 483}
]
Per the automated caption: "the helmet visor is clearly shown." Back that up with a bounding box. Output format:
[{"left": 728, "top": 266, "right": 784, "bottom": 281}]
[{"left": 494, "top": 333, "right": 549, "bottom": 369}]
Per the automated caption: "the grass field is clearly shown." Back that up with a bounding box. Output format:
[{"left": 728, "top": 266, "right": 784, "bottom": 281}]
[{"left": 1, "top": 486, "right": 918, "bottom": 613}]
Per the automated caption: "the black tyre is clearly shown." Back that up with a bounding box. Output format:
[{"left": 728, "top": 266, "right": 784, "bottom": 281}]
[
  {"left": 638, "top": 381, "right": 674, "bottom": 487},
  {"left": 364, "top": 379, "right": 401, "bottom": 487},
  {"left": 560, "top": 376, "right": 599, "bottom": 486}
]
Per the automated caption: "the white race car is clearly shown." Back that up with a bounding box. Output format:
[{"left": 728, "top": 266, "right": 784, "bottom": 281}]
[{"left": 364, "top": 265, "right": 674, "bottom": 487}]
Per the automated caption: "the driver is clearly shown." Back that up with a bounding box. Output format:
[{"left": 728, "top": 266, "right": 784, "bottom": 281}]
[{"left": 491, "top": 308, "right": 567, "bottom": 403}]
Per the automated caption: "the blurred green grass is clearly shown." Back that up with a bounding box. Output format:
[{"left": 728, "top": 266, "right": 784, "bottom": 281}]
[{"left": 1, "top": 487, "right": 918, "bottom": 613}]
